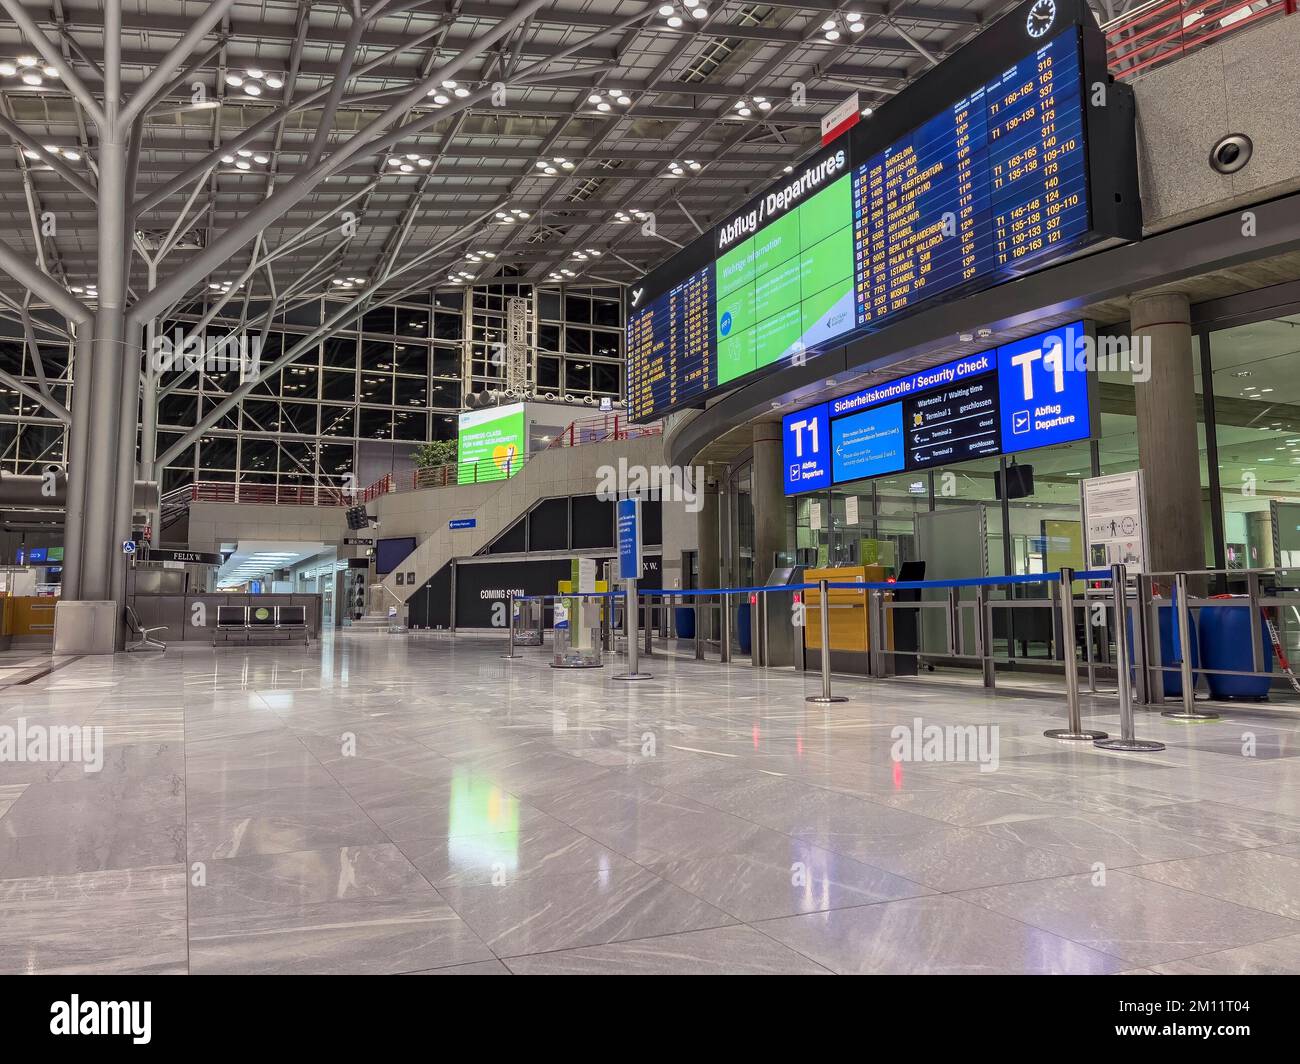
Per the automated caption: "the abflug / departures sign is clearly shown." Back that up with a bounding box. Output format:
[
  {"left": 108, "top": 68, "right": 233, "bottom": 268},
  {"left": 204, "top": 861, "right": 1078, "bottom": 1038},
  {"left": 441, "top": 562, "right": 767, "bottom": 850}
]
[
  {"left": 625, "top": 0, "right": 1138, "bottom": 426},
  {"left": 716, "top": 148, "right": 848, "bottom": 252},
  {"left": 782, "top": 320, "right": 1095, "bottom": 494}
]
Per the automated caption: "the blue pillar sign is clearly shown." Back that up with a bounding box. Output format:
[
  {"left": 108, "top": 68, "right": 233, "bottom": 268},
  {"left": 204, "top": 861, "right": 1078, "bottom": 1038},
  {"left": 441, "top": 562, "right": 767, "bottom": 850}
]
[{"left": 617, "top": 498, "right": 643, "bottom": 581}]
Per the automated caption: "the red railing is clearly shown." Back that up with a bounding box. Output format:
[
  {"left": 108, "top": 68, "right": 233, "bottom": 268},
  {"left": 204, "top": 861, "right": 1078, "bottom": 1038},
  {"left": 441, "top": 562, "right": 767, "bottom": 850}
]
[
  {"left": 1105, "top": 0, "right": 1293, "bottom": 82},
  {"left": 184, "top": 481, "right": 354, "bottom": 506}
]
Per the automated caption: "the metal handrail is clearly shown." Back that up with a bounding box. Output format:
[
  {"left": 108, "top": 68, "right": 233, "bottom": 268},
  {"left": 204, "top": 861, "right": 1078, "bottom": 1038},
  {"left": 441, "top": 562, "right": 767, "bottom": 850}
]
[{"left": 1103, "top": 0, "right": 1291, "bottom": 82}]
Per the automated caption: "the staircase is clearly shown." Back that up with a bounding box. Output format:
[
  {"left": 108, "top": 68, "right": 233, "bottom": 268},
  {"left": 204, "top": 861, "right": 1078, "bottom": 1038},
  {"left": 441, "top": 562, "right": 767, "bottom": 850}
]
[{"left": 379, "top": 435, "right": 668, "bottom": 602}]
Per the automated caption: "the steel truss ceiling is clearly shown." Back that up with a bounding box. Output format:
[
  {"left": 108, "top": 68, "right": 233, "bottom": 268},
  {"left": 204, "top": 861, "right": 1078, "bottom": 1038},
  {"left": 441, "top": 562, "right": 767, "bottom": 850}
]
[{"left": 0, "top": 0, "right": 1036, "bottom": 322}]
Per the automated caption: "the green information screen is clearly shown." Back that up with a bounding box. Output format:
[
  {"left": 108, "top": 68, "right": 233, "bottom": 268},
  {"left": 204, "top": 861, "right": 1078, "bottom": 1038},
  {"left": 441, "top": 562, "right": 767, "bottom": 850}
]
[
  {"left": 715, "top": 175, "right": 854, "bottom": 385},
  {"left": 457, "top": 403, "right": 525, "bottom": 484}
]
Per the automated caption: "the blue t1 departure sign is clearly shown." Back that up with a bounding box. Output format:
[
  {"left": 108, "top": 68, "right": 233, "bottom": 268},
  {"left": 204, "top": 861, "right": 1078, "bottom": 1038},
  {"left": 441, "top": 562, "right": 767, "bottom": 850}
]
[
  {"left": 781, "top": 320, "right": 1093, "bottom": 494},
  {"left": 997, "top": 321, "right": 1091, "bottom": 454},
  {"left": 782, "top": 403, "right": 831, "bottom": 492}
]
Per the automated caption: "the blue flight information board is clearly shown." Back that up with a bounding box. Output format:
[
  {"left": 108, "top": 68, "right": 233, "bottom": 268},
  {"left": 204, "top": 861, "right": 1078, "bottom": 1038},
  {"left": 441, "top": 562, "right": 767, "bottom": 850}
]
[
  {"left": 782, "top": 321, "right": 1093, "bottom": 495},
  {"left": 854, "top": 29, "right": 1088, "bottom": 327}
]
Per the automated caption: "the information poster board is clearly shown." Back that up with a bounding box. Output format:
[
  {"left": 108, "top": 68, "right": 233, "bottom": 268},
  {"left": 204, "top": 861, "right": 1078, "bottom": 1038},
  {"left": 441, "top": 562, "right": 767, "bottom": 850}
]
[{"left": 1081, "top": 470, "right": 1148, "bottom": 572}]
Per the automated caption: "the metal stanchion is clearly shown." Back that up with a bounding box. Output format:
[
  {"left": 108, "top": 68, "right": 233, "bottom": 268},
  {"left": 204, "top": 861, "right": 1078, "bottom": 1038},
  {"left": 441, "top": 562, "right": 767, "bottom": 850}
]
[
  {"left": 720, "top": 593, "right": 732, "bottom": 663},
  {"left": 694, "top": 599, "right": 704, "bottom": 660},
  {"left": 807, "top": 578, "right": 848, "bottom": 704},
  {"left": 502, "top": 593, "right": 517, "bottom": 659},
  {"left": 614, "top": 583, "right": 652, "bottom": 680},
  {"left": 1045, "top": 568, "right": 1108, "bottom": 741},
  {"left": 644, "top": 596, "right": 653, "bottom": 657},
  {"left": 1161, "top": 571, "right": 1219, "bottom": 721},
  {"left": 976, "top": 586, "right": 995, "bottom": 688},
  {"left": 1096, "top": 563, "right": 1164, "bottom": 752}
]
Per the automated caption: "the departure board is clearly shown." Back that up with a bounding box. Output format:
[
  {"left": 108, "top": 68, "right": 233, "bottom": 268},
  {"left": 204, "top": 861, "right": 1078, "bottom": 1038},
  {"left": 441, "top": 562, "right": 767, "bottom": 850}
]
[
  {"left": 626, "top": 0, "right": 1138, "bottom": 425},
  {"left": 626, "top": 263, "right": 713, "bottom": 422},
  {"left": 854, "top": 29, "right": 1087, "bottom": 327}
]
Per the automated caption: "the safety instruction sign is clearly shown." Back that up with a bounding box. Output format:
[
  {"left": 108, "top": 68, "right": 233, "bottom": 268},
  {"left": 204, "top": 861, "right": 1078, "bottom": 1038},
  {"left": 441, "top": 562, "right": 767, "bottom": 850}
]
[{"left": 1080, "top": 470, "right": 1148, "bottom": 573}]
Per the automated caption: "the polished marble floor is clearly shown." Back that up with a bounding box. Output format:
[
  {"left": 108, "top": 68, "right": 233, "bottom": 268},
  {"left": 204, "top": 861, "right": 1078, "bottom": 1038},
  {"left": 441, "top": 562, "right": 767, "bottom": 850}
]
[{"left": 1, "top": 632, "right": 1298, "bottom": 975}]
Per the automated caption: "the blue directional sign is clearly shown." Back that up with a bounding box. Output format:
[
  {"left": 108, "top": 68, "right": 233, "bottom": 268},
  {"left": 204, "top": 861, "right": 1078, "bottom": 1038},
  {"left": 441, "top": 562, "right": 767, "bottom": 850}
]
[
  {"left": 997, "top": 321, "right": 1092, "bottom": 454},
  {"left": 449, "top": 518, "right": 477, "bottom": 530},
  {"left": 781, "top": 319, "right": 1093, "bottom": 494},
  {"left": 782, "top": 403, "right": 831, "bottom": 493},
  {"left": 617, "top": 498, "right": 643, "bottom": 581},
  {"left": 832, "top": 403, "right": 905, "bottom": 482}
]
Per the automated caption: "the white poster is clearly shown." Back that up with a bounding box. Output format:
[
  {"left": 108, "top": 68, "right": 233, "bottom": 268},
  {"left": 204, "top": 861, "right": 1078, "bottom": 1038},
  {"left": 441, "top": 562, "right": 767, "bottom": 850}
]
[
  {"left": 845, "top": 494, "right": 859, "bottom": 526},
  {"left": 809, "top": 501, "right": 822, "bottom": 531},
  {"left": 1081, "top": 471, "right": 1148, "bottom": 573}
]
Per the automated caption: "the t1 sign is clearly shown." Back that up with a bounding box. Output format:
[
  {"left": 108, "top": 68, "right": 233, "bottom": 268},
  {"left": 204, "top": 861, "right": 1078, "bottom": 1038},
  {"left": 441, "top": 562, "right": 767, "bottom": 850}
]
[
  {"left": 783, "top": 402, "right": 830, "bottom": 492},
  {"left": 998, "top": 321, "right": 1093, "bottom": 455}
]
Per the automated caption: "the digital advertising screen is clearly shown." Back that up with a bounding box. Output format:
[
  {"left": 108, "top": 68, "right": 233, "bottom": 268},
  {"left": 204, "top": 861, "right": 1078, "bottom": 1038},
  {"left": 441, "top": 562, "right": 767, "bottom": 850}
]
[
  {"left": 457, "top": 403, "right": 525, "bottom": 484},
  {"left": 625, "top": 0, "right": 1136, "bottom": 425},
  {"left": 781, "top": 321, "right": 1094, "bottom": 494}
]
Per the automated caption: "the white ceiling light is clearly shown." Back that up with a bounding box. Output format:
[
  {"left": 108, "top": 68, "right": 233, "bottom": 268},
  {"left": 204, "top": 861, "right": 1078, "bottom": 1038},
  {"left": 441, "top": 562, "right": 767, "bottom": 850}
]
[
  {"left": 824, "top": 12, "right": 866, "bottom": 41},
  {"left": 660, "top": 2, "right": 706, "bottom": 27}
]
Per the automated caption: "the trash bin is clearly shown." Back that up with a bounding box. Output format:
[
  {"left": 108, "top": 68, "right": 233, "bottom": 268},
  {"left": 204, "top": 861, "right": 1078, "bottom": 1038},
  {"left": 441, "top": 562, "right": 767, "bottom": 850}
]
[
  {"left": 675, "top": 606, "right": 695, "bottom": 639},
  {"left": 1198, "top": 598, "right": 1272, "bottom": 700},
  {"left": 737, "top": 603, "right": 751, "bottom": 655}
]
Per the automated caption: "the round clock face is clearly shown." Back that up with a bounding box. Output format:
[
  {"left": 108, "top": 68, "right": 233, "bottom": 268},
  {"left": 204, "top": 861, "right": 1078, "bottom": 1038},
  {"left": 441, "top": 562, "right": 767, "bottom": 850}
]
[{"left": 1026, "top": 0, "right": 1056, "bottom": 38}]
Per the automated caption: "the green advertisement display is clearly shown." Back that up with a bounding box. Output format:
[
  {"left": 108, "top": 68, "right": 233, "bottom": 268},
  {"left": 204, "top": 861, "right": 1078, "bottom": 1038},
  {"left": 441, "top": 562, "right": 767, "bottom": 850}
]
[
  {"left": 715, "top": 175, "right": 854, "bottom": 385},
  {"left": 457, "top": 403, "right": 525, "bottom": 484}
]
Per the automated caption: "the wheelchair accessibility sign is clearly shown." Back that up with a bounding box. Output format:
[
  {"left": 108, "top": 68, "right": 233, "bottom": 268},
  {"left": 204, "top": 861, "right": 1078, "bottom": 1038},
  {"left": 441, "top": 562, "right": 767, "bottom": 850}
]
[{"left": 122, "top": 540, "right": 137, "bottom": 556}]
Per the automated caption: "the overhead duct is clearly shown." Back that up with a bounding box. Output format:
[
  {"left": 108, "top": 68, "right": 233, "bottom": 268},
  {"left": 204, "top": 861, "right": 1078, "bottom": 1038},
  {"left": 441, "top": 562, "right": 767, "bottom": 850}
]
[{"left": 0, "top": 472, "right": 159, "bottom": 512}]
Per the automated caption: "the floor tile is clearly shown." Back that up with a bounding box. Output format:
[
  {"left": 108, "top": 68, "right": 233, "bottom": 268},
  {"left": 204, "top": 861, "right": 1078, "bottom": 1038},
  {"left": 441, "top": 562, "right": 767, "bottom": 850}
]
[
  {"left": 957, "top": 871, "right": 1300, "bottom": 967},
  {"left": 504, "top": 925, "right": 832, "bottom": 975},
  {"left": 754, "top": 895, "right": 1126, "bottom": 974},
  {"left": 437, "top": 865, "right": 737, "bottom": 956}
]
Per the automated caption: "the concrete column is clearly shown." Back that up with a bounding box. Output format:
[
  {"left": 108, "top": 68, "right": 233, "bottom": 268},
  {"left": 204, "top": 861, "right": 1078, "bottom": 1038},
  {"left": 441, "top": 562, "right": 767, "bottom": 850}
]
[
  {"left": 752, "top": 421, "right": 785, "bottom": 583},
  {"left": 697, "top": 475, "right": 720, "bottom": 638},
  {"left": 1131, "top": 291, "right": 1206, "bottom": 573}
]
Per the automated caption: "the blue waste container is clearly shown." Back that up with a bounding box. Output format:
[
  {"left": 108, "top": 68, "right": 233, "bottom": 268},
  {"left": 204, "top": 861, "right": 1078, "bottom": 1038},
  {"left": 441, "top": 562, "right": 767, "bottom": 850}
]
[
  {"left": 674, "top": 606, "right": 695, "bottom": 639},
  {"left": 1151, "top": 604, "right": 1200, "bottom": 697},
  {"left": 1198, "top": 600, "right": 1272, "bottom": 700},
  {"left": 737, "top": 603, "right": 752, "bottom": 655}
]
